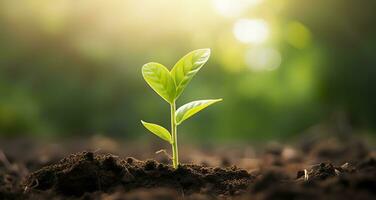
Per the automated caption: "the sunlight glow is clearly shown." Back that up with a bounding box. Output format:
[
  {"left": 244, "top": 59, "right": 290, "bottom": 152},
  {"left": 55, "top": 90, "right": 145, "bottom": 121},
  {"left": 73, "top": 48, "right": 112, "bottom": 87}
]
[
  {"left": 286, "top": 21, "right": 312, "bottom": 49},
  {"left": 212, "top": 0, "right": 263, "bottom": 18},
  {"left": 245, "top": 47, "right": 282, "bottom": 71},
  {"left": 233, "top": 19, "right": 269, "bottom": 44}
]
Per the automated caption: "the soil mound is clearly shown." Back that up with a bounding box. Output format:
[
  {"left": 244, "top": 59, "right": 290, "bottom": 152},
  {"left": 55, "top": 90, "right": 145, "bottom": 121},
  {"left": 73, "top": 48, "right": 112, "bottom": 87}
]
[{"left": 24, "top": 151, "right": 254, "bottom": 197}]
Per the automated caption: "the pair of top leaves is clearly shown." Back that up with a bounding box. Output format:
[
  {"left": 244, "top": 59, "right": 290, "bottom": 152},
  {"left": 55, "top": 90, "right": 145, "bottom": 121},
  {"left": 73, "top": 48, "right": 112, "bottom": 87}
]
[{"left": 141, "top": 49, "right": 222, "bottom": 143}]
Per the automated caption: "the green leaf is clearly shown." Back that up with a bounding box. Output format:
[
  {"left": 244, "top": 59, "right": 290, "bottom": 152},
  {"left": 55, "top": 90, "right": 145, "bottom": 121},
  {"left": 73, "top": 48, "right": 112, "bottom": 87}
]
[
  {"left": 142, "top": 62, "right": 176, "bottom": 103},
  {"left": 171, "top": 49, "right": 211, "bottom": 99},
  {"left": 175, "top": 99, "right": 222, "bottom": 125},
  {"left": 141, "top": 120, "right": 172, "bottom": 143}
]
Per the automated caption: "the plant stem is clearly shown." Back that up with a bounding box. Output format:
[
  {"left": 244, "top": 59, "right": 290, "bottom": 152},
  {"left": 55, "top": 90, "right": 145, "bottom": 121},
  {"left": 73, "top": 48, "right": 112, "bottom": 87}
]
[{"left": 170, "top": 101, "right": 179, "bottom": 168}]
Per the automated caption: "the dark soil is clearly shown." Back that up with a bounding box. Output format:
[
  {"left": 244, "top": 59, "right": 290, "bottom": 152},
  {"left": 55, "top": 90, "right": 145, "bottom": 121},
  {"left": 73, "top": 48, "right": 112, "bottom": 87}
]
[
  {"left": 244, "top": 160, "right": 376, "bottom": 200},
  {"left": 24, "top": 152, "right": 253, "bottom": 198},
  {"left": 0, "top": 135, "right": 375, "bottom": 199}
]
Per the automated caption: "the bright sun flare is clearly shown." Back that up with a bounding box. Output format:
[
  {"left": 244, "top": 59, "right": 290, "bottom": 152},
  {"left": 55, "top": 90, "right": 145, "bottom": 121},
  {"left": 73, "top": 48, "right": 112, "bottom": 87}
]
[
  {"left": 233, "top": 19, "right": 269, "bottom": 44},
  {"left": 212, "top": 0, "right": 263, "bottom": 17}
]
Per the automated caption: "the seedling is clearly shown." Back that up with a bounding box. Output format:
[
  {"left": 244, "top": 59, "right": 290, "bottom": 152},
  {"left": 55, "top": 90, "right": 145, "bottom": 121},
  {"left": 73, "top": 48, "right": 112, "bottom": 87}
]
[{"left": 141, "top": 49, "right": 222, "bottom": 169}]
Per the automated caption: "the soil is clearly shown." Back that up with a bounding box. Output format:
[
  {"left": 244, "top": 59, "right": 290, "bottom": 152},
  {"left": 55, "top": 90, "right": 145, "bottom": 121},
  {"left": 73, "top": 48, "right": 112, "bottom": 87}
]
[
  {"left": 0, "top": 134, "right": 375, "bottom": 200},
  {"left": 24, "top": 152, "right": 253, "bottom": 198}
]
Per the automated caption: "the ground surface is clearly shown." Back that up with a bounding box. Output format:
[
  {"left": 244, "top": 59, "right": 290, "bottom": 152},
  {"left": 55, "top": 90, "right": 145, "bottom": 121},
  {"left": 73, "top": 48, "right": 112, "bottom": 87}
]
[{"left": 0, "top": 133, "right": 375, "bottom": 200}]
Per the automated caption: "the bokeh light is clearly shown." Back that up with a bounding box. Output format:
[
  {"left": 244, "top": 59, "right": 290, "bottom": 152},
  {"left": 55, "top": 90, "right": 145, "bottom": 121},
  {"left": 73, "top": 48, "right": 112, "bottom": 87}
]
[
  {"left": 286, "top": 21, "right": 312, "bottom": 49},
  {"left": 245, "top": 47, "right": 282, "bottom": 71},
  {"left": 233, "top": 19, "right": 269, "bottom": 44},
  {"left": 212, "top": 0, "right": 263, "bottom": 18}
]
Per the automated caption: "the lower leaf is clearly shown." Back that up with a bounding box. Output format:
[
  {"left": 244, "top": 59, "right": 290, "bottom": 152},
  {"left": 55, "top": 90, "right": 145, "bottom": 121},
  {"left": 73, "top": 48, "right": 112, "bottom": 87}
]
[{"left": 141, "top": 120, "right": 172, "bottom": 143}]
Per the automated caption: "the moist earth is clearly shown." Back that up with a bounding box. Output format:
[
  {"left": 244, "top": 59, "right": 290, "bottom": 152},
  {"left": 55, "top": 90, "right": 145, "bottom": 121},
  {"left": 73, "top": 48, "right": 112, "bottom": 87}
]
[
  {"left": 24, "top": 152, "right": 253, "bottom": 198},
  {"left": 0, "top": 136, "right": 375, "bottom": 200}
]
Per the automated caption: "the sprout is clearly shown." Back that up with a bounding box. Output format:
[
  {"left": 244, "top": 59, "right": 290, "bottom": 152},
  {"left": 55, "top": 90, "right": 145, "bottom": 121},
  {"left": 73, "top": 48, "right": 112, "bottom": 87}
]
[{"left": 141, "top": 49, "right": 222, "bottom": 169}]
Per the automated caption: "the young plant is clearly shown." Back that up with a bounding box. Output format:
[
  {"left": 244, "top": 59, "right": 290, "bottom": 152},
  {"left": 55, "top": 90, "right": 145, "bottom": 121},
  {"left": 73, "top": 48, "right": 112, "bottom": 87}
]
[{"left": 141, "top": 49, "right": 222, "bottom": 169}]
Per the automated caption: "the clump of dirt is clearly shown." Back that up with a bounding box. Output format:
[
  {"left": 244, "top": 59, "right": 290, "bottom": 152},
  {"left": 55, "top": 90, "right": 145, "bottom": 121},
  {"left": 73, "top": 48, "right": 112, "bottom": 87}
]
[
  {"left": 0, "top": 150, "right": 28, "bottom": 200},
  {"left": 0, "top": 170, "right": 22, "bottom": 200},
  {"left": 237, "top": 160, "right": 376, "bottom": 200},
  {"left": 24, "top": 151, "right": 254, "bottom": 198}
]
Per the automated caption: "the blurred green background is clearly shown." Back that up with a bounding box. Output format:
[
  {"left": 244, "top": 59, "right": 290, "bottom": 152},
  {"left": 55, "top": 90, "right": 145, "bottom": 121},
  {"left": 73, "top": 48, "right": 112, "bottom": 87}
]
[{"left": 0, "top": 0, "right": 375, "bottom": 142}]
